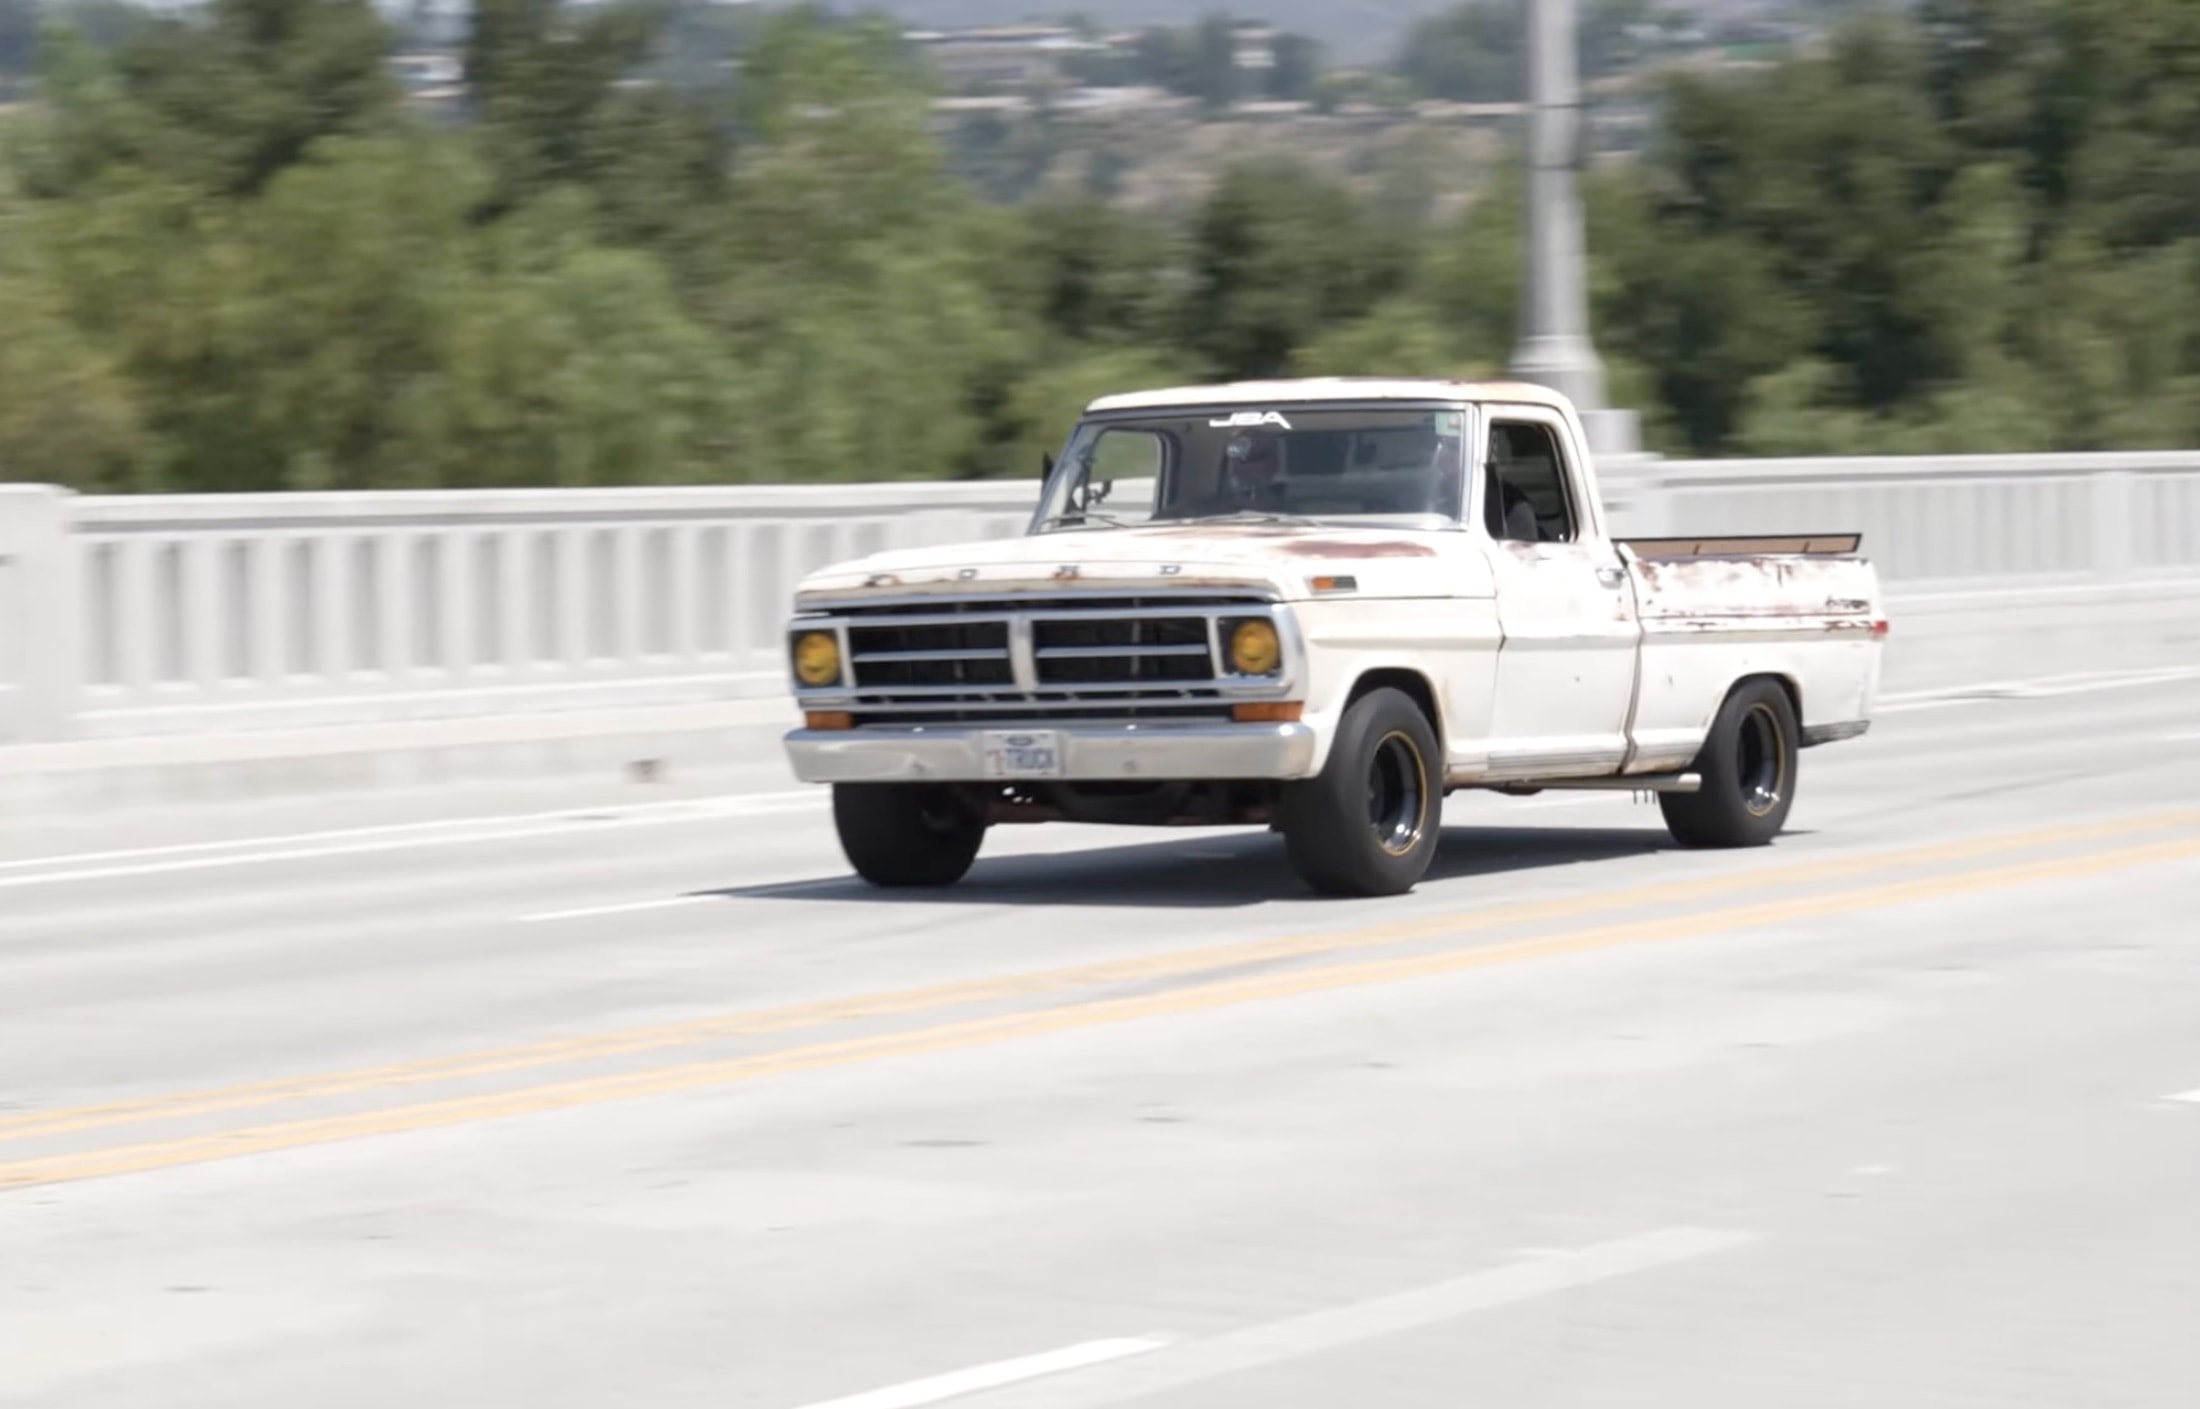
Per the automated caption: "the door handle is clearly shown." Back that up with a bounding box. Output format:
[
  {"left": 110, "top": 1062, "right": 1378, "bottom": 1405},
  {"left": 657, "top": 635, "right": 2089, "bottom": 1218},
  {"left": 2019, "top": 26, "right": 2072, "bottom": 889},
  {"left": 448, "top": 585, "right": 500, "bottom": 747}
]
[{"left": 1596, "top": 565, "right": 1627, "bottom": 589}]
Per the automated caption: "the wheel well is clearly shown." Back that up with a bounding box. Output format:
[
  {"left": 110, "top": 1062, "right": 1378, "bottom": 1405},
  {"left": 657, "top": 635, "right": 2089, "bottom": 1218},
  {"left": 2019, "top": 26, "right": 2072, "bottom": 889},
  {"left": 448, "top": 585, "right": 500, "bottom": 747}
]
[
  {"left": 1347, "top": 668, "right": 1444, "bottom": 748},
  {"left": 1731, "top": 672, "right": 1802, "bottom": 724}
]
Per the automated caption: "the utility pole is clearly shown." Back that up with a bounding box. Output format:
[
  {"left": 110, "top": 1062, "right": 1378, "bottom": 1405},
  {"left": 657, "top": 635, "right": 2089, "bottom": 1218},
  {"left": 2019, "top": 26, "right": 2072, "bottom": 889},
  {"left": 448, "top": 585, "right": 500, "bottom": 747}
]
[{"left": 1509, "top": 0, "right": 1638, "bottom": 454}]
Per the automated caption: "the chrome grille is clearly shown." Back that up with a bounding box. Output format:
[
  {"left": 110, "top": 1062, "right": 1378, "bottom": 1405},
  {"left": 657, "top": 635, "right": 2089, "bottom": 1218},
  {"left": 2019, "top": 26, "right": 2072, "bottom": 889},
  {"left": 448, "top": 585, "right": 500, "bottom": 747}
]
[
  {"left": 1034, "top": 615, "right": 1211, "bottom": 686},
  {"left": 846, "top": 620, "right": 1011, "bottom": 689},
  {"left": 798, "top": 591, "right": 1285, "bottom": 726},
  {"left": 845, "top": 694, "right": 1232, "bottom": 726}
]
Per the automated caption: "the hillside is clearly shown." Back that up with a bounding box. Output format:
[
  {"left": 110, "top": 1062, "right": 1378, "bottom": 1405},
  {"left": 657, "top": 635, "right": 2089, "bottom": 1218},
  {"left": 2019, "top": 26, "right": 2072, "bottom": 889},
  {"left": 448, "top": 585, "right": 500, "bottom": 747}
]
[
  {"left": 839, "top": 0, "right": 1478, "bottom": 63},
  {"left": 826, "top": 0, "right": 1788, "bottom": 63}
]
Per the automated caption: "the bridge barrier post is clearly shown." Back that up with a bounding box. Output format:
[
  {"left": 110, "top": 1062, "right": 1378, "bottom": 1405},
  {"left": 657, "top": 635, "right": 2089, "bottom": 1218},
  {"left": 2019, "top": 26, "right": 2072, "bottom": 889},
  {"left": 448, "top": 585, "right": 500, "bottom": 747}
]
[
  {"left": 0, "top": 484, "right": 81, "bottom": 743},
  {"left": 2091, "top": 469, "right": 2136, "bottom": 581}
]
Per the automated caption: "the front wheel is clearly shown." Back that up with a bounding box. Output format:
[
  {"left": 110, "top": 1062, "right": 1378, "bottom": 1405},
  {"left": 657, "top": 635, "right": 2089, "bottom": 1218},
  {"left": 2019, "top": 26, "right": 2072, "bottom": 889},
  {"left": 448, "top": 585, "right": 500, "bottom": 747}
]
[
  {"left": 832, "top": 784, "right": 987, "bottom": 888},
  {"left": 1659, "top": 678, "right": 1799, "bottom": 848},
  {"left": 1277, "top": 688, "right": 1442, "bottom": 897}
]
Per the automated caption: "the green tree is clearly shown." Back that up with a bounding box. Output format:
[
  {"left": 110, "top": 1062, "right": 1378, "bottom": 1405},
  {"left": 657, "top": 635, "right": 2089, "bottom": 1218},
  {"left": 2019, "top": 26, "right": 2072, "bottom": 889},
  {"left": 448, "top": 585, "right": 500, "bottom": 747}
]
[
  {"left": 720, "top": 8, "right": 944, "bottom": 287},
  {"left": 1613, "top": 19, "right": 1971, "bottom": 441},
  {"left": 709, "top": 9, "right": 1025, "bottom": 482},
  {"left": 642, "top": 0, "right": 767, "bottom": 93},
  {"left": 1013, "top": 195, "right": 1182, "bottom": 349},
  {"left": 1397, "top": 0, "right": 1676, "bottom": 102},
  {"left": 1396, "top": 1, "right": 1519, "bottom": 103},
  {"left": 983, "top": 344, "right": 1191, "bottom": 485},
  {"left": 21, "top": 0, "right": 399, "bottom": 199},
  {"left": 1422, "top": 160, "right": 1523, "bottom": 363},
  {"left": 59, "top": 0, "right": 156, "bottom": 52},
  {"left": 718, "top": 234, "right": 1026, "bottom": 482},
  {"left": 421, "top": 195, "right": 741, "bottom": 488},
  {"left": 0, "top": 175, "right": 146, "bottom": 488},
  {"left": 464, "top": 0, "right": 733, "bottom": 276},
  {"left": 1181, "top": 158, "right": 1415, "bottom": 380}
]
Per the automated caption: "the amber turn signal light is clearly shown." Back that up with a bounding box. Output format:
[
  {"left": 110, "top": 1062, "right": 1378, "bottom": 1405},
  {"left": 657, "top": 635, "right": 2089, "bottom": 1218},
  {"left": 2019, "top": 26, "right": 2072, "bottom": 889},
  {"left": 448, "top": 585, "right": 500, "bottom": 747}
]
[
  {"left": 1231, "top": 702, "right": 1304, "bottom": 723},
  {"left": 803, "top": 711, "right": 854, "bottom": 731}
]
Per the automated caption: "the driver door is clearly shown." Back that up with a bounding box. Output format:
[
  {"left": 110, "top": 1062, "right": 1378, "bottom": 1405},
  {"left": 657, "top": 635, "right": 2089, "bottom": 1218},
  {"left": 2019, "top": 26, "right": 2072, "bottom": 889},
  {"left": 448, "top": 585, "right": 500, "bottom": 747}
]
[{"left": 1478, "top": 409, "right": 1640, "bottom": 778}]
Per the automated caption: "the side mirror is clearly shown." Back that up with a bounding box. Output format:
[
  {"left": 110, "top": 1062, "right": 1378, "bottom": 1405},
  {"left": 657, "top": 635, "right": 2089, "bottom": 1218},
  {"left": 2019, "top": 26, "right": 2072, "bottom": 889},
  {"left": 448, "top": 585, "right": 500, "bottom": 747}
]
[{"left": 1041, "top": 451, "right": 1055, "bottom": 480}]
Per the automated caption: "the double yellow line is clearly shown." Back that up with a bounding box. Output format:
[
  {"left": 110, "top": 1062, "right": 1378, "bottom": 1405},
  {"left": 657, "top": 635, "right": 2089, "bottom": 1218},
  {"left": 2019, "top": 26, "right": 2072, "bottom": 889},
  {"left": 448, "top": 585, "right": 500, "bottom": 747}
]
[{"left": 5, "top": 811, "right": 2198, "bottom": 1192}]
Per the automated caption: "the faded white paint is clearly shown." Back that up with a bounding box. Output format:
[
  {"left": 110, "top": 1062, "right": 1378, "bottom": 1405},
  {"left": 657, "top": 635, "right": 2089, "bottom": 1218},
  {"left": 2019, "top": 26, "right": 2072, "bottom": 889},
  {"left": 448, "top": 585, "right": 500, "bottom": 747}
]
[{"left": 782, "top": 383, "right": 1885, "bottom": 791}]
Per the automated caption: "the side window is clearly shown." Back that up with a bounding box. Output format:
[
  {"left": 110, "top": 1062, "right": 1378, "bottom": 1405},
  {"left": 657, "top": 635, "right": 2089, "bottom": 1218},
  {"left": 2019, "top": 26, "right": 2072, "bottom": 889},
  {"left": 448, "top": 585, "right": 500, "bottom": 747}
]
[{"left": 1482, "top": 421, "right": 1578, "bottom": 544}]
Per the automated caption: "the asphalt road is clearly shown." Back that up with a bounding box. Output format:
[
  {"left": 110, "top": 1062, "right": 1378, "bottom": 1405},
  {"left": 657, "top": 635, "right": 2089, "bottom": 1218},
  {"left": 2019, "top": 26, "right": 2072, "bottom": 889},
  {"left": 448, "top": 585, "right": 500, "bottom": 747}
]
[{"left": 5, "top": 669, "right": 2200, "bottom": 1409}]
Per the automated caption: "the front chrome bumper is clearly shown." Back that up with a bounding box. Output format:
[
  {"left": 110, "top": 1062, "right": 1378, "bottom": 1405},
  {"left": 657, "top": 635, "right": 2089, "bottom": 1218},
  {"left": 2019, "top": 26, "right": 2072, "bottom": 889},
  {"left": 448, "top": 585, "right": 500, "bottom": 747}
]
[{"left": 784, "top": 721, "right": 1319, "bottom": 785}]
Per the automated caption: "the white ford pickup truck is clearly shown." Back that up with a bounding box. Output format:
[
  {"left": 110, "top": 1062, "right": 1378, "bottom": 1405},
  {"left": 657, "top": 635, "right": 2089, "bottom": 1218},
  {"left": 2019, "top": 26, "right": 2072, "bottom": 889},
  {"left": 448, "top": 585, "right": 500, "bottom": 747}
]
[{"left": 782, "top": 378, "right": 1886, "bottom": 897}]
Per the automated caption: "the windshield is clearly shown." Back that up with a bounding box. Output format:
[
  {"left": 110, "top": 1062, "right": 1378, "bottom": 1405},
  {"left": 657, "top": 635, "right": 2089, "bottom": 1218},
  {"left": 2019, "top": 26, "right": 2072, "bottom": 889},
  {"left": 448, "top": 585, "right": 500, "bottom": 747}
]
[{"left": 1034, "top": 405, "right": 1469, "bottom": 532}]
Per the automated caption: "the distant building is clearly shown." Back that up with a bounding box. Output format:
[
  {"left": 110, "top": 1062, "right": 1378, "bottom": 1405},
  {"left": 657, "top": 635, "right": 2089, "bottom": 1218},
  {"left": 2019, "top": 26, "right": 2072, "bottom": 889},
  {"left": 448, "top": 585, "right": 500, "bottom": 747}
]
[
  {"left": 1231, "top": 25, "right": 1279, "bottom": 73},
  {"left": 389, "top": 52, "right": 465, "bottom": 112},
  {"left": 906, "top": 25, "right": 1104, "bottom": 89},
  {"left": 933, "top": 95, "right": 1033, "bottom": 117}
]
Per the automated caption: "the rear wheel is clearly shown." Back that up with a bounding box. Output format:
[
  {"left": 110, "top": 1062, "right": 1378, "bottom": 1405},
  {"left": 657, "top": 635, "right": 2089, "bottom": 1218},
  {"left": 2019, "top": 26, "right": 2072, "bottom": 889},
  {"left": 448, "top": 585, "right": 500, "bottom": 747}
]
[
  {"left": 1659, "top": 678, "right": 1798, "bottom": 848},
  {"left": 832, "top": 783, "right": 986, "bottom": 887},
  {"left": 1278, "top": 687, "right": 1442, "bottom": 897}
]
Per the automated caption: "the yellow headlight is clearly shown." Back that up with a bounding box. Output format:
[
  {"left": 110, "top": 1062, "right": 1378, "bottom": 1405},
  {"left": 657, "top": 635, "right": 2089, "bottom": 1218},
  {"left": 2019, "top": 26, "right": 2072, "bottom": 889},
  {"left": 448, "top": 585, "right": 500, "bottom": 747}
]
[
  {"left": 792, "top": 631, "right": 841, "bottom": 687},
  {"left": 1228, "top": 619, "right": 1282, "bottom": 676}
]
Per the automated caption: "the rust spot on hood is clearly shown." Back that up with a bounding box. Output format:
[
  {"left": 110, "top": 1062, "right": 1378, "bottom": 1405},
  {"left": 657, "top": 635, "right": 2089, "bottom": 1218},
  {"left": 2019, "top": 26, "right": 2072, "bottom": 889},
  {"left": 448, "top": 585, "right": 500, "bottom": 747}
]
[
  {"left": 1270, "top": 538, "right": 1436, "bottom": 559},
  {"left": 1113, "top": 522, "right": 1438, "bottom": 558}
]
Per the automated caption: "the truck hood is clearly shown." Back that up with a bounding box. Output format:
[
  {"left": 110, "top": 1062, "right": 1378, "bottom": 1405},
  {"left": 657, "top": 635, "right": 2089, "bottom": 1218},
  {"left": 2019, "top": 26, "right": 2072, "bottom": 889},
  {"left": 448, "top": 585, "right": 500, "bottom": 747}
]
[{"left": 793, "top": 522, "right": 1458, "bottom": 605}]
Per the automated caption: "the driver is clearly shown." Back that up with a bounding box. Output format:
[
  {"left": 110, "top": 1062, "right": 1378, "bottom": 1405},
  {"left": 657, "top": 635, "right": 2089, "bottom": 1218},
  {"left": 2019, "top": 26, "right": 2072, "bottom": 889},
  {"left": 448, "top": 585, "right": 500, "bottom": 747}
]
[{"left": 1219, "top": 431, "right": 1287, "bottom": 512}]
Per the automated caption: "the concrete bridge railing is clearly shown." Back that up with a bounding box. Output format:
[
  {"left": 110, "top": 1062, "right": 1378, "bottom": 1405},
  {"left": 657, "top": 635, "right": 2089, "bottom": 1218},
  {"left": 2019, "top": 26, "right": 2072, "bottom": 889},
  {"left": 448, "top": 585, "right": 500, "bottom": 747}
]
[{"left": 5, "top": 451, "right": 2200, "bottom": 744}]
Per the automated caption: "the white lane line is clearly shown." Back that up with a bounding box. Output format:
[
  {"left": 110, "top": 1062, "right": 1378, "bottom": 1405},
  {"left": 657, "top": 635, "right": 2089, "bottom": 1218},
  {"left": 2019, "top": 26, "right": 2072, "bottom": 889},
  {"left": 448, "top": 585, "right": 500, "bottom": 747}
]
[
  {"left": 0, "top": 792, "right": 821, "bottom": 893},
  {"left": 745, "top": 877, "right": 859, "bottom": 898},
  {"left": 2166, "top": 733, "right": 2200, "bottom": 744},
  {"left": 796, "top": 1340, "right": 1167, "bottom": 1409},
  {"left": 519, "top": 895, "right": 718, "bottom": 924},
  {"left": 2168, "top": 1089, "right": 2200, "bottom": 1105},
  {"left": 951, "top": 1226, "right": 1754, "bottom": 1409},
  {"left": 517, "top": 875, "right": 856, "bottom": 922},
  {"left": 1878, "top": 665, "right": 2200, "bottom": 714}
]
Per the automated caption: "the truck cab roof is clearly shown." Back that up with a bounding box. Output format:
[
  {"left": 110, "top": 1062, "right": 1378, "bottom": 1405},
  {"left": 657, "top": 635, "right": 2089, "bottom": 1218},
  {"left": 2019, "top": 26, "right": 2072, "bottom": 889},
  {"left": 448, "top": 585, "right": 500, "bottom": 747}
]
[{"left": 1084, "top": 378, "right": 1580, "bottom": 415}]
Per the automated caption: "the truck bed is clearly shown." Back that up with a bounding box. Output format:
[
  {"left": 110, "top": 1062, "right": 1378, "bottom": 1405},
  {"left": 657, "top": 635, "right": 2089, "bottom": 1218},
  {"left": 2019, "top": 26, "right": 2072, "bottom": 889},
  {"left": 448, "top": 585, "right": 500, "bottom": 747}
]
[
  {"left": 1619, "top": 534, "right": 1863, "bottom": 559},
  {"left": 1626, "top": 552, "right": 1879, "bottom": 624}
]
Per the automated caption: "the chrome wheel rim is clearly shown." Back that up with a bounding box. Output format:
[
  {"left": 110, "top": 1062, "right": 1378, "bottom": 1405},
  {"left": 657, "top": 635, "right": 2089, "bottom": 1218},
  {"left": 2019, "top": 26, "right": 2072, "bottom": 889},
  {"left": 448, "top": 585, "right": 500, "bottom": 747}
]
[
  {"left": 1367, "top": 732, "right": 1429, "bottom": 856},
  {"left": 1737, "top": 702, "right": 1789, "bottom": 818}
]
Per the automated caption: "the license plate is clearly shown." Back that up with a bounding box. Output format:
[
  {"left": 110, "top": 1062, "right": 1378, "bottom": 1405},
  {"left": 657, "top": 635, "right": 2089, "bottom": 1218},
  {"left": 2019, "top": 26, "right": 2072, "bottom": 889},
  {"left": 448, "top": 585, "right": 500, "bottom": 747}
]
[{"left": 981, "top": 730, "right": 1064, "bottom": 779}]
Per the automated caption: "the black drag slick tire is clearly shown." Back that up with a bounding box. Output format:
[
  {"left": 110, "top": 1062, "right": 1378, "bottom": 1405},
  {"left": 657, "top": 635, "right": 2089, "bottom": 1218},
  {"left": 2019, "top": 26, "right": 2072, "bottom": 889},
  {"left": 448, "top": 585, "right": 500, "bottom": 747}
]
[
  {"left": 831, "top": 783, "right": 987, "bottom": 888},
  {"left": 1277, "top": 687, "right": 1442, "bottom": 897},
  {"left": 1659, "top": 677, "right": 1799, "bottom": 848}
]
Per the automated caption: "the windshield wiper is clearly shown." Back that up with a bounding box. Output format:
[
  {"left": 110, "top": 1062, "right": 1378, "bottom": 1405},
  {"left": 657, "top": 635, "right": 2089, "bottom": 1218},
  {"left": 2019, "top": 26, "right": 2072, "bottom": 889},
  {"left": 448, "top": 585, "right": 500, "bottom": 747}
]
[
  {"left": 1037, "top": 509, "right": 1135, "bottom": 531},
  {"left": 1202, "top": 510, "right": 1329, "bottom": 527}
]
